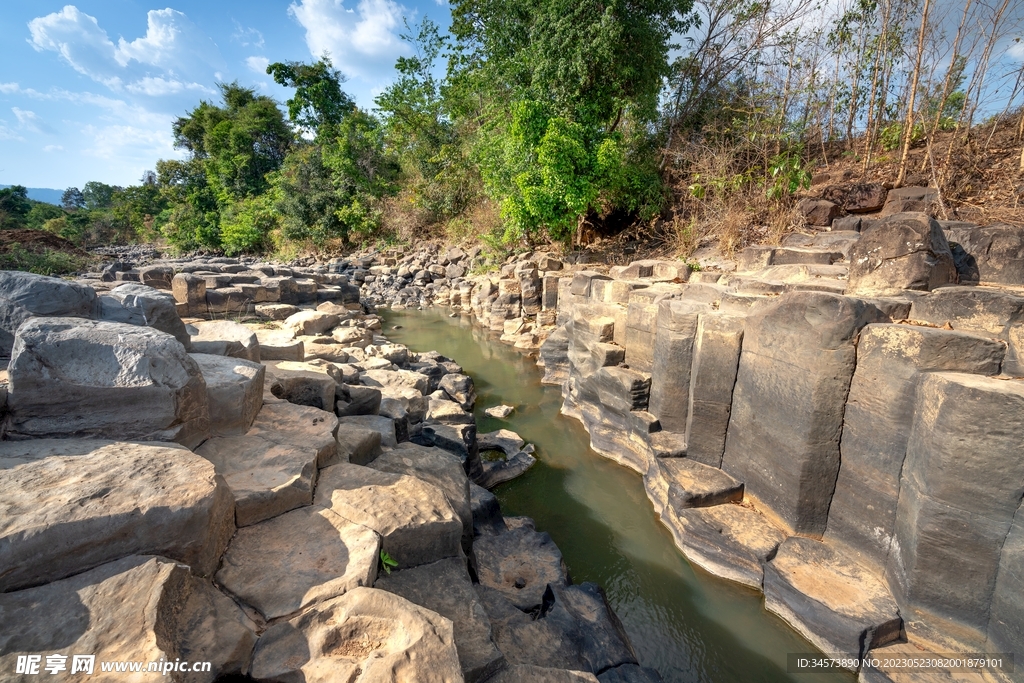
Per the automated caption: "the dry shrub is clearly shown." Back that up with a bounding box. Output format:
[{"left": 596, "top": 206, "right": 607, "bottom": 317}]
[
  {"left": 379, "top": 188, "right": 434, "bottom": 243},
  {"left": 446, "top": 199, "right": 501, "bottom": 245},
  {"left": 664, "top": 141, "right": 800, "bottom": 258}
]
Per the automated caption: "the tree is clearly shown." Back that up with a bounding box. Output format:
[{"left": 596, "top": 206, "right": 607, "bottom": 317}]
[
  {"left": 61, "top": 187, "right": 85, "bottom": 210},
  {"left": 266, "top": 56, "right": 355, "bottom": 138},
  {"left": 82, "top": 181, "right": 121, "bottom": 210},
  {"left": 173, "top": 83, "right": 292, "bottom": 201},
  {"left": 0, "top": 186, "right": 31, "bottom": 229}
]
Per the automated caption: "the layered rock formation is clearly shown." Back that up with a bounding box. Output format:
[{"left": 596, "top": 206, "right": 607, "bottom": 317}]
[{"left": 346, "top": 210, "right": 1024, "bottom": 682}]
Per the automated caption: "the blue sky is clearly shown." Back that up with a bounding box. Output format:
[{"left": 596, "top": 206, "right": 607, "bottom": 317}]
[{"left": 0, "top": 1, "right": 451, "bottom": 190}]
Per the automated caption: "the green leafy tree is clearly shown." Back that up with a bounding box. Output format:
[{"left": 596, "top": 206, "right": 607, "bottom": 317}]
[
  {"left": 155, "top": 158, "right": 221, "bottom": 250},
  {"left": 25, "top": 202, "right": 65, "bottom": 230},
  {"left": 266, "top": 56, "right": 355, "bottom": 138},
  {"left": 221, "top": 192, "right": 279, "bottom": 255},
  {"left": 0, "top": 186, "right": 31, "bottom": 229},
  {"left": 61, "top": 187, "right": 85, "bottom": 210},
  {"left": 82, "top": 181, "right": 121, "bottom": 210}
]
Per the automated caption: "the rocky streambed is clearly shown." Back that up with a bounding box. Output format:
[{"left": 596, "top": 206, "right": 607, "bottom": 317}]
[{"left": 0, "top": 268, "right": 650, "bottom": 682}]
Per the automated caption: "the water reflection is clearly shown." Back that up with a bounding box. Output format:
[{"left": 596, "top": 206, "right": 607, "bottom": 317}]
[{"left": 382, "top": 308, "right": 852, "bottom": 683}]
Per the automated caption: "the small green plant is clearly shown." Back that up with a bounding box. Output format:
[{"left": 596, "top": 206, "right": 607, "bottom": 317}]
[
  {"left": 686, "top": 259, "right": 703, "bottom": 272},
  {"left": 879, "top": 122, "right": 924, "bottom": 151},
  {"left": 379, "top": 550, "right": 398, "bottom": 575},
  {"left": 765, "top": 148, "right": 811, "bottom": 201}
]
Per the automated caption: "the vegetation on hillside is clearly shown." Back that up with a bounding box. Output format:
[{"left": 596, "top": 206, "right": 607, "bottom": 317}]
[{"left": 3, "top": 0, "right": 1022, "bottom": 260}]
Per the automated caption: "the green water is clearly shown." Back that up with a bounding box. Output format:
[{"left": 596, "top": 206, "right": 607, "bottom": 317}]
[{"left": 382, "top": 307, "right": 852, "bottom": 683}]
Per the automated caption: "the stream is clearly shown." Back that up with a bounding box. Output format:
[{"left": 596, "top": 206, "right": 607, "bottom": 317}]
[{"left": 381, "top": 307, "right": 852, "bottom": 683}]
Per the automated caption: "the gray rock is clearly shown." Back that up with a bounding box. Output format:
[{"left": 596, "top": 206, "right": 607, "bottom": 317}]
[
  {"left": 478, "top": 450, "right": 537, "bottom": 489},
  {"left": 191, "top": 353, "right": 265, "bottom": 436},
  {"left": 796, "top": 198, "right": 841, "bottom": 226},
  {"left": 375, "top": 558, "right": 505, "bottom": 683},
  {"left": 945, "top": 223, "right": 1024, "bottom": 285},
  {"left": 171, "top": 272, "right": 207, "bottom": 315},
  {"left": 101, "top": 283, "right": 191, "bottom": 348},
  {"left": 684, "top": 312, "right": 744, "bottom": 467},
  {"left": 0, "top": 556, "right": 255, "bottom": 682},
  {"left": 189, "top": 320, "right": 260, "bottom": 362},
  {"left": 336, "top": 422, "right": 383, "bottom": 465},
  {"left": 987, "top": 501, "right": 1024, "bottom": 660},
  {"left": 0, "top": 271, "right": 97, "bottom": 356},
  {"left": 827, "top": 324, "right": 1004, "bottom": 570},
  {"left": 473, "top": 523, "right": 569, "bottom": 610},
  {"left": 765, "top": 537, "right": 902, "bottom": 664},
  {"left": 315, "top": 462, "right": 463, "bottom": 569},
  {"left": 440, "top": 372, "right": 477, "bottom": 410},
  {"left": 6, "top": 318, "right": 210, "bottom": 448},
  {"left": 337, "top": 383, "right": 383, "bottom": 416},
  {"left": 648, "top": 300, "right": 704, "bottom": 433},
  {"left": 250, "top": 587, "right": 463, "bottom": 683},
  {"left": 847, "top": 213, "right": 956, "bottom": 296},
  {"left": 489, "top": 666, "right": 599, "bottom": 683},
  {"left": 339, "top": 414, "right": 398, "bottom": 447},
  {"left": 265, "top": 361, "right": 337, "bottom": 410},
  {"left": 471, "top": 482, "right": 507, "bottom": 536},
  {"left": 216, "top": 505, "right": 379, "bottom": 620},
  {"left": 541, "top": 583, "right": 639, "bottom": 674},
  {"left": 721, "top": 292, "right": 888, "bottom": 536},
  {"left": 0, "top": 440, "right": 234, "bottom": 591},
  {"left": 886, "top": 372, "right": 1024, "bottom": 633}
]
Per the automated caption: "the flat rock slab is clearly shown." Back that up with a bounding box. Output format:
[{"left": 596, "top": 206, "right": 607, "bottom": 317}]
[
  {"left": 6, "top": 317, "right": 210, "bottom": 449},
  {"left": 369, "top": 442, "right": 473, "bottom": 543},
  {"left": 667, "top": 503, "right": 787, "bottom": 589},
  {"left": 543, "top": 583, "right": 639, "bottom": 674},
  {"left": 191, "top": 353, "right": 265, "bottom": 436},
  {"left": 375, "top": 557, "right": 505, "bottom": 683},
  {"left": 264, "top": 361, "right": 337, "bottom": 411},
  {"left": 0, "top": 439, "right": 234, "bottom": 591},
  {"left": 473, "top": 524, "right": 568, "bottom": 610},
  {"left": 479, "top": 428, "right": 526, "bottom": 455},
  {"left": 764, "top": 536, "right": 903, "bottom": 664},
  {"left": 0, "top": 556, "right": 255, "bottom": 683},
  {"left": 643, "top": 457, "right": 743, "bottom": 517},
  {"left": 250, "top": 587, "right": 462, "bottom": 683},
  {"left": 252, "top": 328, "right": 304, "bottom": 361},
  {"left": 489, "top": 666, "right": 600, "bottom": 683},
  {"left": 338, "top": 414, "right": 399, "bottom": 447},
  {"left": 485, "top": 404, "right": 515, "bottom": 418},
  {"left": 315, "top": 462, "right": 462, "bottom": 569},
  {"left": 478, "top": 450, "right": 537, "bottom": 489},
  {"left": 197, "top": 401, "right": 336, "bottom": 526},
  {"left": 217, "top": 505, "right": 379, "bottom": 621},
  {"left": 189, "top": 320, "right": 260, "bottom": 362}
]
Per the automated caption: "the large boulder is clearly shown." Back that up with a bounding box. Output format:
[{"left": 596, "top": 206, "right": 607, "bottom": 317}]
[
  {"left": 847, "top": 213, "right": 956, "bottom": 296},
  {"left": 0, "top": 440, "right": 235, "bottom": 591},
  {"left": 250, "top": 587, "right": 462, "bottom": 683},
  {"left": 375, "top": 557, "right": 506, "bottom": 683},
  {"left": 6, "top": 318, "right": 210, "bottom": 448},
  {"left": 188, "top": 320, "right": 260, "bottom": 362},
  {"left": 0, "top": 271, "right": 97, "bottom": 356},
  {"left": 283, "top": 309, "right": 340, "bottom": 336},
  {"left": 315, "top": 462, "right": 463, "bottom": 569},
  {"left": 0, "top": 556, "right": 256, "bottom": 682},
  {"left": 945, "top": 223, "right": 1024, "bottom": 285},
  {"left": 987, "top": 502, "right": 1024, "bottom": 661},
  {"left": 99, "top": 283, "right": 191, "bottom": 348},
  {"left": 796, "top": 198, "right": 840, "bottom": 226},
  {"left": 216, "top": 505, "right": 379, "bottom": 620},
  {"left": 721, "top": 293, "right": 888, "bottom": 536},
  {"left": 191, "top": 353, "right": 265, "bottom": 436},
  {"left": 683, "top": 312, "right": 744, "bottom": 468},
  {"left": 171, "top": 272, "right": 207, "bottom": 315}
]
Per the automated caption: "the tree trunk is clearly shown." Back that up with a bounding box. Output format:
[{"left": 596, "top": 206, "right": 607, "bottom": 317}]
[{"left": 896, "top": 0, "right": 932, "bottom": 187}]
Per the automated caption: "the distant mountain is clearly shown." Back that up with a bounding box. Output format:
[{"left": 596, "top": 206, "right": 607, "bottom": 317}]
[{"left": 0, "top": 185, "right": 64, "bottom": 206}]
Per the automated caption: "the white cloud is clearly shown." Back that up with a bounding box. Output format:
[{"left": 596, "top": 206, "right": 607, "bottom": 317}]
[
  {"left": 80, "top": 123, "right": 178, "bottom": 162},
  {"left": 125, "top": 77, "right": 215, "bottom": 97},
  {"left": 232, "top": 21, "right": 265, "bottom": 49},
  {"left": 288, "top": 0, "right": 410, "bottom": 79},
  {"left": 246, "top": 56, "right": 270, "bottom": 74},
  {"left": 0, "top": 120, "right": 23, "bottom": 141},
  {"left": 12, "top": 107, "right": 56, "bottom": 135},
  {"left": 27, "top": 6, "right": 123, "bottom": 89},
  {"left": 1009, "top": 39, "right": 1024, "bottom": 61},
  {"left": 27, "top": 6, "right": 223, "bottom": 93},
  {"left": 43, "top": 145, "right": 64, "bottom": 152},
  {"left": 116, "top": 9, "right": 225, "bottom": 73},
  {"left": 0, "top": 83, "right": 19, "bottom": 94}
]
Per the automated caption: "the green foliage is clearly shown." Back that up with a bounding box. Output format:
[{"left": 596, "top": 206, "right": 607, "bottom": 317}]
[
  {"left": 0, "top": 186, "right": 32, "bottom": 229},
  {"left": 379, "top": 550, "right": 398, "bottom": 575},
  {"left": 174, "top": 83, "right": 291, "bottom": 201},
  {"left": 221, "top": 193, "right": 279, "bottom": 255},
  {"left": 879, "top": 122, "right": 924, "bottom": 151},
  {"left": 267, "top": 56, "right": 355, "bottom": 138},
  {"left": 766, "top": 147, "right": 812, "bottom": 200},
  {"left": 156, "top": 158, "right": 221, "bottom": 250},
  {"left": 25, "top": 202, "right": 64, "bottom": 230},
  {"left": 82, "top": 181, "right": 121, "bottom": 210},
  {"left": 61, "top": 187, "right": 85, "bottom": 210},
  {"left": 0, "top": 244, "right": 88, "bottom": 275}
]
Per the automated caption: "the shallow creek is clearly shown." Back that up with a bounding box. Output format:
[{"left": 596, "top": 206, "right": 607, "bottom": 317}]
[{"left": 381, "top": 307, "right": 852, "bottom": 683}]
